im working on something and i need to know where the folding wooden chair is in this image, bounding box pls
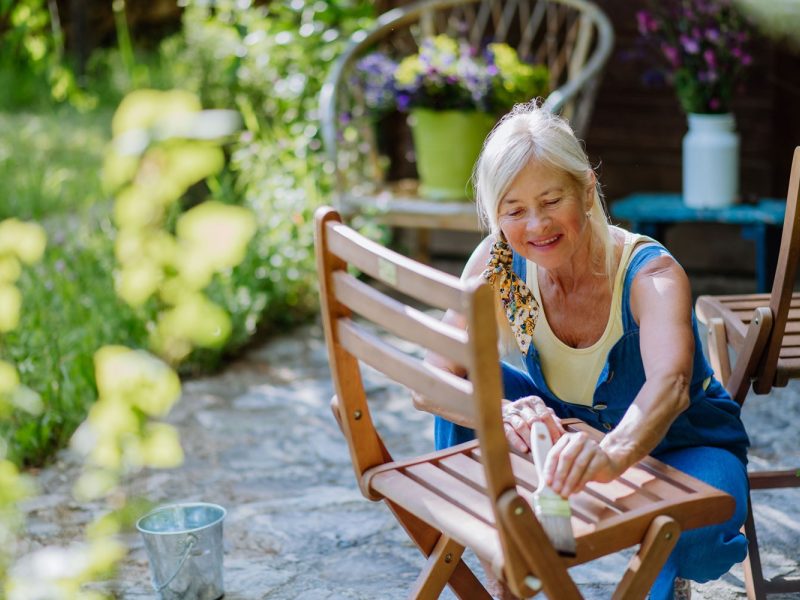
[316,206,736,599]
[695,146,800,600]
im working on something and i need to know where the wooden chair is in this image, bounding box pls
[695,146,800,600]
[316,205,736,599]
[318,0,614,242]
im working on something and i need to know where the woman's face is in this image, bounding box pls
[497,159,593,271]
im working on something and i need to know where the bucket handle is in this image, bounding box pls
[152,533,198,593]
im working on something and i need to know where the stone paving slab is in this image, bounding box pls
[19,322,800,599]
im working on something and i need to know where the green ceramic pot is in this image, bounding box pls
[409,108,497,201]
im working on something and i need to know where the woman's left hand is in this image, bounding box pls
[544,431,627,497]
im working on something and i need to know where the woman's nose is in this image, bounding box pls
[524,210,549,233]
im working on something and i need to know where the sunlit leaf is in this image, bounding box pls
[157,293,232,349]
[87,400,138,437]
[102,152,139,193]
[115,261,163,307]
[113,186,162,230]
[141,423,184,468]
[174,250,214,290]
[0,360,20,396]
[0,219,47,264]
[73,470,118,502]
[111,89,202,137]
[94,346,181,417]
[0,284,22,332]
[11,385,43,416]
[177,201,257,271]
[165,143,225,190]
[0,255,21,283]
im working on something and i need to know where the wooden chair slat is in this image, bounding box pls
[504,453,613,527]
[732,307,800,322]
[332,271,470,367]
[778,358,800,374]
[749,469,800,490]
[326,221,465,311]
[438,452,488,489]
[369,468,503,561]
[337,319,477,422]
[405,462,496,525]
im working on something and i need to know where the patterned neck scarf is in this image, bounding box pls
[481,238,539,354]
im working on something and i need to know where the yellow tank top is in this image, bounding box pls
[526,231,646,406]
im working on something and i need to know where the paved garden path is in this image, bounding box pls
[22,322,800,599]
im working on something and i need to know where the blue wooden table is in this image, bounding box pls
[610,193,786,292]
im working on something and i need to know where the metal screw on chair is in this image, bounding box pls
[524,576,542,592]
[514,506,524,516]
[353,410,362,420]
[665,532,673,540]
[755,317,760,325]
[444,553,453,564]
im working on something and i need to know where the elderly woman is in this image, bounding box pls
[416,103,749,600]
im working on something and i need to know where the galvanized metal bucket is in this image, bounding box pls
[136,502,226,600]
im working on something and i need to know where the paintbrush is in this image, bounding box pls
[530,420,577,557]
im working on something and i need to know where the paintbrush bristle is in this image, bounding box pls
[533,491,577,557]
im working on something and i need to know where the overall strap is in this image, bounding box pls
[512,250,527,284]
[621,243,671,331]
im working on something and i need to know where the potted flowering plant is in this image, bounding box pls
[636,0,754,208]
[356,35,548,200]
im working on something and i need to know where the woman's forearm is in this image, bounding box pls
[599,371,690,473]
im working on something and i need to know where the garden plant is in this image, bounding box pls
[0,0,377,595]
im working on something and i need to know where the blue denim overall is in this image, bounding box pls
[434,243,750,600]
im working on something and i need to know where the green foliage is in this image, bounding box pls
[0,110,111,220]
[0,229,149,466]
[0,0,92,110]
[0,0,379,469]
[158,0,377,343]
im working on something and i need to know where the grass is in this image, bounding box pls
[0,105,154,465]
[0,108,112,221]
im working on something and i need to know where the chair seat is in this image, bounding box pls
[363,420,735,574]
[341,180,482,231]
[696,292,800,385]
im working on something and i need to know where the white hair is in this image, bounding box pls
[473,101,616,281]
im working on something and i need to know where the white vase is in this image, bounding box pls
[682,113,740,208]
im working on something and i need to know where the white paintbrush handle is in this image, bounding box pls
[530,421,554,495]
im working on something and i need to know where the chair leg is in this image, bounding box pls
[707,318,732,387]
[410,535,464,600]
[612,515,681,600]
[498,492,583,600]
[387,500,492,600]
[742,491,768,600]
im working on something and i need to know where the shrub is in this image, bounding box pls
[158,0,377,343]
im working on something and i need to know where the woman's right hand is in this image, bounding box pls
[501,396,564,453]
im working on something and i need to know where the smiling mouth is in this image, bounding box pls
[530,234,561,247]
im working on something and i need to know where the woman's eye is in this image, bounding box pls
[508,209,524,217]
[544,198,561,206]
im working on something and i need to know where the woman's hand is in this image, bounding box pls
[502,396,564,454]
[544,431,627,497]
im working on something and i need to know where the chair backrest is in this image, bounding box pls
[314,205,528,563]
[753,146,800,393]
[319,0,614,201]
